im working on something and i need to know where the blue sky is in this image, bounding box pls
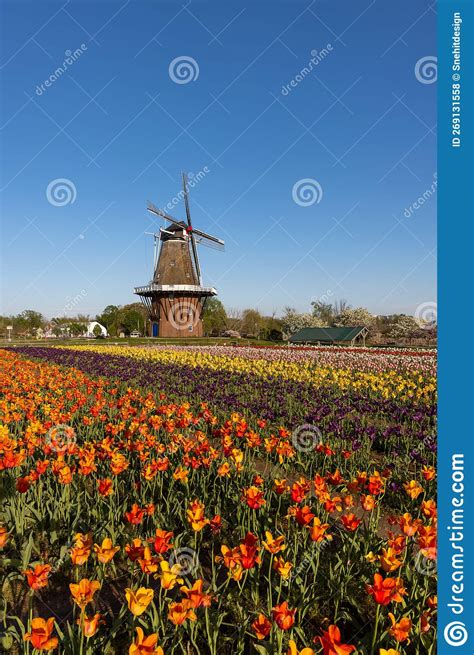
[0,0,437,319]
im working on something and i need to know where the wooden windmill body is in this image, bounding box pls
[134,174,224,338]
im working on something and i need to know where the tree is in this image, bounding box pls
[96,305,120,336]
[16,310,45,334]
[311,301,335,325]
[334,307,376,334]
[281,307,323,339]
[70,322,86,336]
[387,315,423,343]
[225,308,242,332]
[240,309,263,337]
[202,298,227,336]
[311,299,350,325]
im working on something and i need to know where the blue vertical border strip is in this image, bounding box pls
[438,0,474,653]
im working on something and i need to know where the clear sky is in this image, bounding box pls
[0,0,437,319]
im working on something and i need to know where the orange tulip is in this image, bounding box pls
[129,627,164,655]
[263,531,286,554]
[125,504,146,525]
[341,513,361,532]
[379,548,402,573]
[24,564,52,590]
[252,613,272,640]
[404,480,423,500]
[24,617,58,651]
[317,625,356,655]
[69,578,101,610]
[242,486,266,510]
[187,499,208,531]
[97,478,113,496]
[180,578,212,608]
[71,532,93,565]
[94,538,120,564]
[274,479,288,494]
[125,587,154,616]
[157,560,183,590]
[138,546,159,575]
[168,599,197,625]
[78,613,103,638]
[150,528,173,554]
[366,573,406,605]
[399,513,421,537]
[421,499,437,519]
[125,538,145,562]
[272,601,296,630]
[294,505,315,526]
[273,556,293,579]
[388,613,412,643]
[422,466,436,481]
[307,517,331,543]
[361,494,376,511]
[0,526,10,548]
[288,640,315,655]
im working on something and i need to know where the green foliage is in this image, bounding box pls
[202,298,227,336]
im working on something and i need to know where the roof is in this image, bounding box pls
[289,326,367,343]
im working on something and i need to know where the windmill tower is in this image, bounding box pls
[134,173,224,337]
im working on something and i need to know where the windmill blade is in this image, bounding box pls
[191,227,225,249]
[182,173,192,227]
[189,232,201,283]
[147,201,182,227]
[181,172,202,283]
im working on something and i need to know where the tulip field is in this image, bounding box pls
[0,344,437,654]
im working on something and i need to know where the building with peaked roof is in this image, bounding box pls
[289,326,368,346]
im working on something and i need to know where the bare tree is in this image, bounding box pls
[225,307,243,332]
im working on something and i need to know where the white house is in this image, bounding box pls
[85,321,108,338]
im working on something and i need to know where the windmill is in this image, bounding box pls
[134,173,224,337]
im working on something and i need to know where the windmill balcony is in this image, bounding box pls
[134,283,217,297]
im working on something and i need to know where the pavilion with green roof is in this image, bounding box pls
[288,326,368,346]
